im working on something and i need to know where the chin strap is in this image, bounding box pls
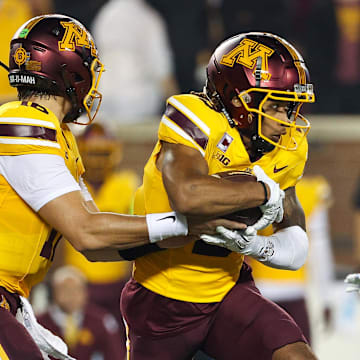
[251,61,275,155]
[251,132,275,155]
[204,79,236,128]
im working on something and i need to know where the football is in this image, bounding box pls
[213,171,262,226]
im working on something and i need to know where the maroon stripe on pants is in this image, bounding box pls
[0,124,57,141]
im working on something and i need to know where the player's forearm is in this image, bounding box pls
[167,175,266,216]
[76,212,150,251]
[39,191,188,252]
[273,187,306,232]
[161,142,267,216]
[256,226,309,270]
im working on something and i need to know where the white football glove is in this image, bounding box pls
[200,226,273,261]
[344,273,360,293]
[252,165,285,230]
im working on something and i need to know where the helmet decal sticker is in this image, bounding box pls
[19,28,29,38]
[25,60,41,71]
[220,38,274,81]
[14,47,28,66]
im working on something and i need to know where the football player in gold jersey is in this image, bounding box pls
[121,33,318,359]
[0,15,247,360]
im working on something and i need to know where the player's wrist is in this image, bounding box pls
[258,181,269,206]
[146,211,188,243]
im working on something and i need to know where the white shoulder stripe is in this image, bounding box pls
[161,116,205,157]
[168,97,210,136]
[0,117,56,129]
[0,138,60,148]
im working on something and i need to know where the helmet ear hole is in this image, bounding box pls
[32,46,46,53]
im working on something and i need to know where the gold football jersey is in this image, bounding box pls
[65,171,139,283]
[251,176,331,283]
[0,101,84,297]
[134,94,308,303]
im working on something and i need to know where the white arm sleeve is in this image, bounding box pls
[256,226,309,270]
[0,154,81,211]
[78,176,93,202]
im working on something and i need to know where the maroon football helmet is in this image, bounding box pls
[206,32,315,151]
[8,14,104,124]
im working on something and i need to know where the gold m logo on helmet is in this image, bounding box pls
[58,21,97,57]
[14,47,29,66]
[220,39,274,80]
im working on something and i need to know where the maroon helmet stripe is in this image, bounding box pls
[0,124,57,141]
[165,104,208,150]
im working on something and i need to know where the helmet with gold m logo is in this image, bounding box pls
[8,14,104,125]
[206,32,315,153]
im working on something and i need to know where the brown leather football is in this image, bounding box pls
[213,171,262,226]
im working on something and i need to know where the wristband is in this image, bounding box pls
[259,181,268,205]
[146,211,188,243]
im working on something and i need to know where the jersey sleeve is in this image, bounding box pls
[0,154,81,211]
[158,95,211,157]
[0,110,62,156]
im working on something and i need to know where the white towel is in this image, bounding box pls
[16,296,76,360]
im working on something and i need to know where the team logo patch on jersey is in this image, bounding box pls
[214,151,231,166]
[217,133,233,153]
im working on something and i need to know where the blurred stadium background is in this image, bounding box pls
[2,0,360,359]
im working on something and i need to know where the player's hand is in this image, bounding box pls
[252,165,285,230]
[200,227,244,253]
[200,225,265,257]
[158,219,247,249]
[344,273,360,293]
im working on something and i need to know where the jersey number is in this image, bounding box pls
[40,229,62,261]
[192,240,231,257]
